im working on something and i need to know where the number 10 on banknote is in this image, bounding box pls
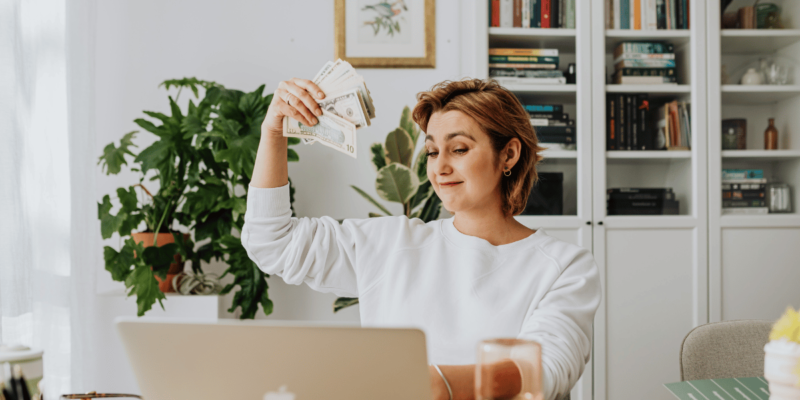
[283,110,358,158]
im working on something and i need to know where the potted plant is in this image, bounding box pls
[334,106,442,312]
[98,78,300,318]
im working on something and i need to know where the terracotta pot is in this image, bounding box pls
[130,232,190,293]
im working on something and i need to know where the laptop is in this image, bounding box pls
[116,317,432,400]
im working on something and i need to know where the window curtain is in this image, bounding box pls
[0,0,97,397]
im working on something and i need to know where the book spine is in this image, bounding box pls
[723,200,767,208]
[646,0,657,30]
[626,94,633,150]
[676,0,684,30]
[492,0,501,27]
[488,63,558,69]
[552,0,560,28]
[606,0,613,29]
[567,0,576,29]
[620,0,630,29]
[522,0,531,28]
[615,52,675,60]
[608,95,616,150]
[534,126,576,136]
[514,0,522,27]
[615,59,676,68]
[686,0,689,28]
[619,94,626,150]
[613,75,677,84]
[669,0,676,29]
[616,67,676,76]
[613,0,620,29]
[489,55,560,63]
[616,94,623,150]
[638,94,648,150]
[542,0,551,28]
[631,93,639,149]
[501,0,514,27]
[524,104,564,113]
[532,0,541,27]
[656,0,666,29]
[489,48,559,56]
[634,0,641,30]
[489,68,564,77]
[722,169,764,180]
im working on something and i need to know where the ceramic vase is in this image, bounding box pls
[742,68,764,85]
[764,339,800,400]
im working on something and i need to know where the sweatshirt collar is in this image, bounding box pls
[440,217,546,253]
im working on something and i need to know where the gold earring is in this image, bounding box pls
[503,168,512,177]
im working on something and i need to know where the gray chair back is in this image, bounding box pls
[680,320,773,381]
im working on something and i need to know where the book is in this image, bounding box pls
[625,94,633,149]
[620,0,629,29]
[529,112,568,120]
[522,0,531,28]
[530,118,574,126]
[722,169,764,180]
[566,0,576,29]
[488,63,558,69]
[616,67,676,76]
[646,0,657,30]
[514,0,522,27]
[607,95,617,150]
[722,207,769,215]
[656,0,666,29]
[608,187,674,194]
[615,59,676,68]
[524,104,563,113]
[637,94,649,150]
[552,0,560,28]
[722,182,768,191]
[492,0,501,26]
[489,68,564,77]
[494,77,567,85]
[489,55,560,64]
[532,0,541,27]
[534,125,575,136]
[634,0,642,29]
[723,199,767,208]
[542,0,551,28]
[500,0,514,27]
[676,0,684,30]
[614,0,620,29]
[614,52,675,61]
[614,42,674,57]
[613,74,677,84]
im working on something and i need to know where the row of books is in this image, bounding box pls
[607,188,679,215]
[525,104,575,144]
[612,42,677,85]
[721,169,768,215]
[489,0,576,29]
[489,48,567,85]
[605,95,691,151]
[605,0,690,30]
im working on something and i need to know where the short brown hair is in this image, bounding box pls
[412,79,543,216]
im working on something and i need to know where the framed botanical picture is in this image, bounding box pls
[334,0,436,68]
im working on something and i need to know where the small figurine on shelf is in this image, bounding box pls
[741,67,763,85]
[764,118,779,150]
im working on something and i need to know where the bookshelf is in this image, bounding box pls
[707,0,800,335]
[592,2,707,400]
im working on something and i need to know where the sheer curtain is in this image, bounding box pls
[0,0,97,397]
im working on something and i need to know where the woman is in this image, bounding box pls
[242,78,601,400]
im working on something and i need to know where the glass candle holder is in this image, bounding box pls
[767,183,792,213]
[475,339,543,400]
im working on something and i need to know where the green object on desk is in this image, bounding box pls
[664,376,769,400]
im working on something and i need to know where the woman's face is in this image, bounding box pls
[424,110,504,215]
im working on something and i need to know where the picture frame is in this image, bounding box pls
[334,0,436,69]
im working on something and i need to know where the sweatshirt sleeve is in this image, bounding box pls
[240,183,360,298]
[516,247,602,400]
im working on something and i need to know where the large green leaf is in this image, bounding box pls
[218,234,273,319]
[116,187,144,236]
[103,244,135,282]
[370,142,386,171]
[98,195,126,239]
[134,118,169,137]
[134,139,174,174]
[98,131,138,175]
[375,163,419,204]
[399,106,418,143]
[333,297,359,313]
[125,263,166,317]
[409,180,433,211]
[351,185,393,216]
[141,243,178,279]
[384,127,415,167]
[413,148,429,184]
[418,192,443,222]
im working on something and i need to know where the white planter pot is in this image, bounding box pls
[765,339,800,400]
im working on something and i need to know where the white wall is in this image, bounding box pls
[91,0,476,392]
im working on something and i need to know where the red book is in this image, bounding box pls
[541,0,551,28]
[513,0,522,27]
[492,0,500,27]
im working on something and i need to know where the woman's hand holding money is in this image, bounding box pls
[261,78,325,138]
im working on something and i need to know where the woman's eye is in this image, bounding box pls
[454,149,467,154]
[426,151,438,158]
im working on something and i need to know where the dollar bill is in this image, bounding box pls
[283,109,357,158]
[318,88,370,129]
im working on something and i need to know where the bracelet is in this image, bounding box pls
[433,364,453,400]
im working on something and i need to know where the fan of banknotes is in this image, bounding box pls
[282,59,376,158]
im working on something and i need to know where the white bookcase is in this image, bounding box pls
[477,2,709,400]
[706,0,800,328]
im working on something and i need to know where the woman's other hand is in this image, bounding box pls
[261,78,326,138]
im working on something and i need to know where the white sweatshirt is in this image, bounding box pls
[242,184,601,400]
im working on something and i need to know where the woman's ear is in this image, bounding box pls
[502,138,522,170]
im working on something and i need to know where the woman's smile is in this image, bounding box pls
[439,181,462,187]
